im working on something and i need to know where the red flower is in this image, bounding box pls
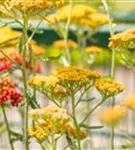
[14,55,23,65]
[0,55,41,73]
[0,76,23,107]
[0,58,12,72]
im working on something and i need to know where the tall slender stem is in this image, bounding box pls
[64,0,73,65]
[101,0,115,150]
[1,105,14,150]
[71,93,81,150]
[22,13,29,150]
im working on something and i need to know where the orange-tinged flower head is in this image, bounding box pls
[67,122,87,139]
[85,46,103,54]
[31,42,45,56]
[109,28,135,49]
[53,39,78,49]
[123,94,135,111]
[99,105,127,126]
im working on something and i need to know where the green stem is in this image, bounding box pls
[39,142,47,150]
[63,0,73,65]
[1,105,14,150]
[51,135,56,150]
[22,13,29,150]
[101,0,115,150]
[32,58,37,101]
[71,93,81,150]
[81,98,105,124]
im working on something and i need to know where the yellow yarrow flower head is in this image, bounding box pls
[123,94,135,111]
[79,13,108,28]
[66,122,87,139]
[40,105,69,120]
[28,75,69,101]
[0,27,21,47]
[85,46,103,54]
[46,4,107,29]
[53,39,78,49]
[109,28,135,68]
[109,28,135,50]
[27,75,59,90]
[52,66,102,92]
[46,4,97,24]
[7,0,64,15]
[29,122,50,140]
[29,105,70,140]
[99,105,127,126]
[95,78,124,98]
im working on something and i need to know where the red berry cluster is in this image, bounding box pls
[0,76,23,107]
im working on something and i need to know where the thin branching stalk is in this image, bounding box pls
[101,0,115,150]
[22,13,29,150]
[1,105,14,150]
[81,98,106,124]
[74,85,92,108]
[71,93,81,150]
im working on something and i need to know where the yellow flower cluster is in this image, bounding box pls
[85,46,103,54]
[46,4,107,28]
[53,39,78,49]
[29,105,88,140]
[79,13,108,28]
[95,78,124,97]
[52,66,102,85]
[109,28,135,49]
[5,0,64,14]
[29,105,70,140]
[0,27,45,57]
[27,75,59,90]
[0,27,21,47]
[28,66,102,97]
[51,85,68,99]
[46,4,96,23]
[29,122,49,140]
[123,94,135,111]
[99,105,126,126]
